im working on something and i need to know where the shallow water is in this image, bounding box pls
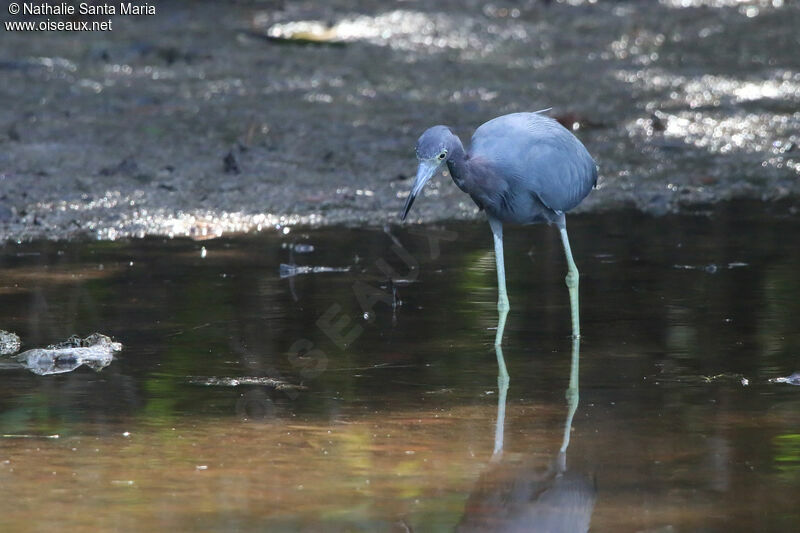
[1,203,799,531]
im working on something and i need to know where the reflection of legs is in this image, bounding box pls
[558,222,580,339]
[492,342,510,460]
[489,218,510,347]
[560,336,580,459]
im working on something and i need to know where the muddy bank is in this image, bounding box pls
[1,0,798,242]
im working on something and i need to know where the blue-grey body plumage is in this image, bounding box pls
[465,112,597,224]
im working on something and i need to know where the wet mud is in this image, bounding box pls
[1,0,798,242]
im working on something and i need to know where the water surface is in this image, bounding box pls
[1,203,799,531]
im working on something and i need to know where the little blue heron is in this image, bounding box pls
[400,111,597,342]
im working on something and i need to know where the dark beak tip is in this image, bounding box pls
[400,193,416,222]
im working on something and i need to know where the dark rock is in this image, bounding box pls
[223,151,240,174]
[100,157,139,177]
[7,123,20,141]
[0,204,13,223]
[650,113,666,132]
[553,112,605,131]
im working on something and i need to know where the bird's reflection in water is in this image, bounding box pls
[457,333,595,532]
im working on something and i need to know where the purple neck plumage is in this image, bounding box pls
[444,134,470,190]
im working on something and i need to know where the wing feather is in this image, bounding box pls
[470,112,597,213]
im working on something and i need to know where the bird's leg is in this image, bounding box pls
[492,342,510,461]
[489,217,509,346]
[558,223,580,339]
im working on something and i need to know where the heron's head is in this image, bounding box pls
[401,126,455,221]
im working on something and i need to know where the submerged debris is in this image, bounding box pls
[673,262,749,273]
[188,376,307,391]
[649,372,750,386]
[1,434,60,439]
[769,372,800,386]
[0,330,21,355]
[14,333,122,376]
[292,243,315,254]
[280,242,315,253]
[279,263,350,279]
[697,373,748,384]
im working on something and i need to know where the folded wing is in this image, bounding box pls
[470,112,597,214]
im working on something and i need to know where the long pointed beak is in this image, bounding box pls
[400,160,439,221]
